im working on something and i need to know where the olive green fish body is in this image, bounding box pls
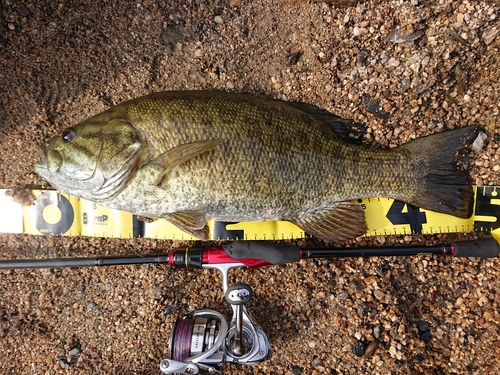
[35,91,479,242]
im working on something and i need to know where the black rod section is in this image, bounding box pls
[0,255,169,270]
[301,246,450,259]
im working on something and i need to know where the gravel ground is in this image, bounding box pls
[1,0,500,374]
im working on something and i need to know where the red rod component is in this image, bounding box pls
[202,247,272,268]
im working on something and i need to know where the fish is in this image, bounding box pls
[34,91,480,242]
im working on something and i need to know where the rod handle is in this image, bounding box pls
[222,241,300,265]
[452,239,499,258]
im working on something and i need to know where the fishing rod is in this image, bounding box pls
[1,239,497,289]
[0,239,498,374]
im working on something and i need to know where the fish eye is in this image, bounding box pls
[61,129,76,142]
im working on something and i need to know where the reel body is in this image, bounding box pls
[160,284,271,375]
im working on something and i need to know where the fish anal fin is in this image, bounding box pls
[291,201,367,243]
[145,140,217,186]
[165,208,209,240]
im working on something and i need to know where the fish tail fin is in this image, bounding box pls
[400,126,482,218]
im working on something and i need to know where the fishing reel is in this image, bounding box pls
[160,282,271,374]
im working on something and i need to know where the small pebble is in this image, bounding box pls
[373,289,385,301]
[164,305,175,315]
[472,132,487,151]
[68,348,81,364]
[311,357,323,367]
[353,26,367,37]
[363,275,378,286]
[161,26,182,47]
[338,292,348,300]
[58,358,70,370]
[418,320,429,332]
[420,330,431,342]
[387,57,400,68]
[353,340,367,357]
[289,364,302,375]
[358,303,370,316]
[356,50,369,68]
[17,4,32,16]
[288,51,302,66]
[7,23,15,31]
[362,94,391,120]
[387,29,423,43]
[364,340,379,357]
[483,26,498,45]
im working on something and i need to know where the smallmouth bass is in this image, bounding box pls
[35,91,480,242]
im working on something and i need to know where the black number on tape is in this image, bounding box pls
[386,201,427,234]
[213,221,244,240]
[35,191,74,235]
[474,187,500,230]
[133,215,145,238]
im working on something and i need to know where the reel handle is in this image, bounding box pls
[225,283,253,357]
[225,283,253,305]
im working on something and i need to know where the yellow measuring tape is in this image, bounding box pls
[1,187,499,242]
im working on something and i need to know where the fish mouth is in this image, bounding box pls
[33,143,65,191]
[34,143,50,174]
[34,143,65,174]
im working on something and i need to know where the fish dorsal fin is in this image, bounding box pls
[145,140,217,186]
[291,201,367,243]
[287,102,366,144]
[164,209,209,240]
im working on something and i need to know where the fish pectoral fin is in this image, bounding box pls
[291,201,367,243]
[145,140,218,186]
[164,209,209,240]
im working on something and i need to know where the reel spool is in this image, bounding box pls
[171,316,221,361]
[162,310,228,374]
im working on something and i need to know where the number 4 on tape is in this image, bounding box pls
[386,201,427,234]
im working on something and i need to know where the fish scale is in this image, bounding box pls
[35,91,480,242]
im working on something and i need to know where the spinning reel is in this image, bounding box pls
[160,282,271,374]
